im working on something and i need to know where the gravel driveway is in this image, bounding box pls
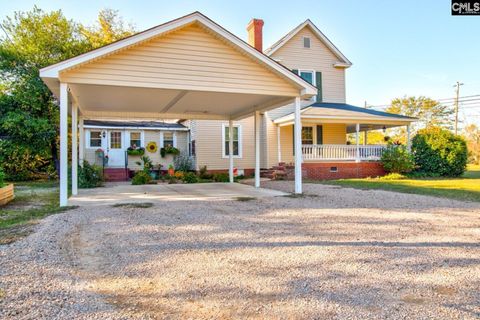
[1,182,479,319]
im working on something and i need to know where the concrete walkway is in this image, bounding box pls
[68,182,286,206]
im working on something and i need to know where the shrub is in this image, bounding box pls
[198,165,213,179]
[411,127,468,177]
[131,171,151,185]
[174,154,194,172]
[380,145,415,174]
[380,173,407,180]
[213,172,229,182]
[0,167,4,188]
[174,171,185,179]
[78,161,104,188]
[182,172,199,183]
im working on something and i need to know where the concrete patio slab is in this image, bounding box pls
[68,182,287,206]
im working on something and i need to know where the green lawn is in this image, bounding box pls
[322,165,480,202]
[0,180,75,244]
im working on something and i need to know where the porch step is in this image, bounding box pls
[104,168,129,182]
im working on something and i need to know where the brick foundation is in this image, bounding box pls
[285,162,385,180]
[205,169,255,177]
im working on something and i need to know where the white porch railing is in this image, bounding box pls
[302,144,388,161]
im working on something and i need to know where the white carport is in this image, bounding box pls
[40,12,316,206]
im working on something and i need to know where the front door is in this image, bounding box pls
[107,131,124,167]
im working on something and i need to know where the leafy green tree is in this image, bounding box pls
[0,6,134,180]
[464,124,480,164]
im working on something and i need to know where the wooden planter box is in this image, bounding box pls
[0,184,14,206]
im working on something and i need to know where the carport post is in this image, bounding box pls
[71,103,78,195]
[79,117,84,165]
[228,119,234,183]
[294,97,302,194]
[255,111,261,188]
[59,83,68,206]
[355,123,360,163]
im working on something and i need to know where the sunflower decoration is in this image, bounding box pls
[146,141,158,153]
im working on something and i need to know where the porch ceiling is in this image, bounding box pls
[68,83,290,120]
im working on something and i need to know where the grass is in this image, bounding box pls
[322,165,480,202]
[0,180,76,244]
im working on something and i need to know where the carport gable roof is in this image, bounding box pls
[40,11,317,97]
[272,102,417,124]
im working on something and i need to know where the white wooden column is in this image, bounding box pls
[406,124,411,151]
[71,103,78,196]
[254,111,261,188]
[59,83,68,206]
[228,120,234,183]
[79,117,84,165]
[294,97,302,194]
[277,125,282,163]
[355,123,360,163]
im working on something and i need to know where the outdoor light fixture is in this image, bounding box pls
[102,130,106,138]
[382,126,386,133]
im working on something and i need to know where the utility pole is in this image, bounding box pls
[454,81,464,135]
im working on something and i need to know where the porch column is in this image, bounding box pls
[294,97,302,194]
[59,83,68,206]
[254,111,260,188]
[406,124,411,151]
[355,123,360,163]
[277,125,281,163]
[79,117,84,165]
[228,119,234,183]
[71,103,78,196]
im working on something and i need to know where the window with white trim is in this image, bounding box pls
[89,130,102,148]
[163,132,174,147]
[299,70,315,86]
[130,132,142,148]
[222,124,241,157]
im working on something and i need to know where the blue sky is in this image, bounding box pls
[2,0,479,126]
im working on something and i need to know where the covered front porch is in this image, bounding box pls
[273,102,416,164]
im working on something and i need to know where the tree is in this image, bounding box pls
[464,124,480,164]
[0,7,135,180]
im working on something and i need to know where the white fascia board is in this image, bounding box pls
[83,125,189,131]
[40,12,316,97]
[273,114,416,124]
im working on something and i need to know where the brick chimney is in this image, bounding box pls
[247,18,264,52]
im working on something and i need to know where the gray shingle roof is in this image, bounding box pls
[84,120,187,129]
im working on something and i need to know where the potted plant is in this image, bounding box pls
[168,164,175,176]
[135,155,158,180]
[0,168,14,206]
[127,145,145,156]
[160,146,180,158]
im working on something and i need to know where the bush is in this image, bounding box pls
[380,145,415,174]
[380,173,407,180]
[411,127,468,177]
[198,165,213,179]
[182,172,199,183]
[131,171,152,185]
[78,161,104,188]
[213,172,229,182]
[174,154,194,172]
[174,171,185,179]
[0,167,4,188]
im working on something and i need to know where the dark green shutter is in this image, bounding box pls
[316,125,323,145]
[315,72,322,102]
[292,69,298,75]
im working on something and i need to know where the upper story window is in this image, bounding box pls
[303,37,311,48]
[89,130,102,148]
[299,70,315,86]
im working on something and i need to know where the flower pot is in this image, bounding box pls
[168,167,175,176]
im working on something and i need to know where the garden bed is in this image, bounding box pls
[0,184,14,206]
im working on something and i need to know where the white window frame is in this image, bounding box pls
[221,123,242,158]
[298,69,316,86]
[160,131,177,148]
[86,129,103,149]
[303,36,311,48]
[128,131,144,148]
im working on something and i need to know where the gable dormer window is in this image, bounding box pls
[303,37,311,48]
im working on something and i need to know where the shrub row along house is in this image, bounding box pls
[40,12,415,205]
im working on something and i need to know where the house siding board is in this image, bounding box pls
[61,24,298,97]
[270,27,346,103]
[193,117,256,171]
